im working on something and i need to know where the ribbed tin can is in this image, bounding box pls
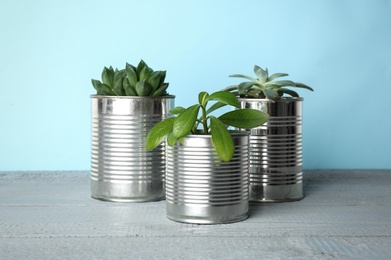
[165,132,249,224]
[90,95,175,202]
[239,98,303,202]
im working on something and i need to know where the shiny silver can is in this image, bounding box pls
[239,98,303,202]
[166,132,249,224]
[90,95,175,202]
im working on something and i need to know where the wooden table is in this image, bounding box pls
[1,170,390,259]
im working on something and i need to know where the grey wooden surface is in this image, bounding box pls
[0,170,390,259]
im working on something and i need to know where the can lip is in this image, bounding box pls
[238,97,303,102]
[90,94,175,99]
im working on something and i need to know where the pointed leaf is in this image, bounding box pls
[113,70,125,95]
[146,117,175,150]
[135,80,153,96]
[277,88,299,97]
[152,83,169,96]
[268,72,289,81]
[263,88,280,101]
[173,104,200,138]
[238,81,256,95]
[102,67,114,87]
[198,91,209,106]
[123,78,137,96]
[254,65,268,83]
[91,79,102,93]
[100,84,114,96]
[206,101,227,115]
[219,109,269,129]
[207,91,240,108]
[167,132,178,146]
[136,60,148,77]
[229,74,259,83]
[265,80,296,88]
[139,65,153,82]
[147,71,162,93]
[293,82,314,91]
[170,106,186,115]
[125,63,138,88]
[210,116,234,162]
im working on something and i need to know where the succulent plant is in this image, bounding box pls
[91,60,169,96]
[224,65,313,101]
[146,90,269,162]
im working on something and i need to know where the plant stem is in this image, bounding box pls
[201,105,209,134]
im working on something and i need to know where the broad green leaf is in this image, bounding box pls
[277,88,299,97]
[145,117,175,150]
[293,82,314,91]
[210,116,234,162]
[238,81,256,95]
[123,78,137,96]
[102,67,114,87]
[198,91,209,106]
[207,91,240,108]
[135,81,153,96]
[113,70,125,96]
[100,83,114,96]
[206,101,227,115]
[152,83,169,96]
[167,132,178,146]
[170,106,186,115]
[158,71,166,86]
[254,65,268,83]
[173,104,200,138]
[125,63,138,88]
[91,79,102,93]
[265,80,296,88]
[263,88,280,101]
[218,109,269,129]
[268,72,289,81]
[229,73,259,83]
[136,60,148,77]
[139,65,153,82]
[147,71,162,93]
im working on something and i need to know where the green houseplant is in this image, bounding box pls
[90,60,175,203]
[225,65,313,202]
[146,90,269,224]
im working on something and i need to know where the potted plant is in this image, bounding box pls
[90,60,175,202]
[224,65,313,202]
[146,90,269,224]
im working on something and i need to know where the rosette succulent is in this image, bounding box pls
[224,65,313,101]
[91,60,169,96]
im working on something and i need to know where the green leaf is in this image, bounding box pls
[91,79,102,93]
[135,81,153,96]
[210,116,234,162]
[218,109,269,128]
[238,81,256,95]
[206,101,227,115]
[263,88,280,101]
[167,132,178,146]
[123,78,137,96]
[229,73,259,83]
[173,104,200,138]
[100,84,114,96]
[102,66,114,87]
[152,83,169,96]
[125,63,138,88]
[139,65,153,82]
[145,117,175,150]
[254,65,268,83]
[113,70,125,96]
[265,80,296,87]
[277,88,299,97]
[198,91,209,106]
[147,71,162,93]
[170,106,186,115]
[158,71,166,86]
[207,91,240,108]
[268,72,289,81]
[136,60,148,77]
[293,82,314,91]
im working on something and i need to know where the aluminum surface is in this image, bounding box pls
[239,98,303,202]
[165,132,249,224]
[90,95,174,202]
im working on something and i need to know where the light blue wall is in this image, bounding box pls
[1,0,390,170]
